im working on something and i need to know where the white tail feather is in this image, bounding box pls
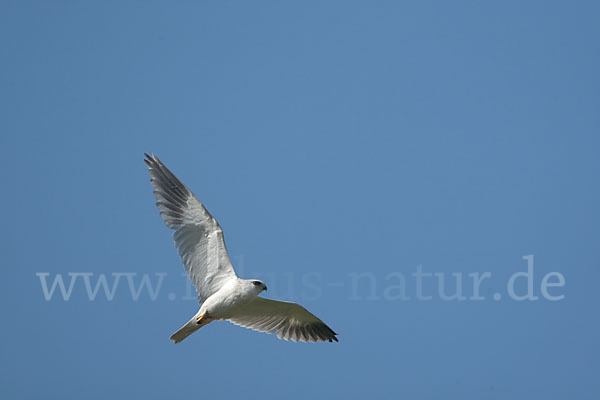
[170,312,213,344]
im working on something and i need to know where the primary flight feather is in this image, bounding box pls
[144,153,338,343]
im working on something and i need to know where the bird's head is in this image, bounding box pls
[248,279,268,293]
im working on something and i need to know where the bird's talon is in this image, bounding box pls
[195,311,206,324]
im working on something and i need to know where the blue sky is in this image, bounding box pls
[1,1,599,399]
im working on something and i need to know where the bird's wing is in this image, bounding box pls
[144,153,237,304]
[228,297,338,343]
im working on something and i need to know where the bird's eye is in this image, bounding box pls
[252,281,261,286]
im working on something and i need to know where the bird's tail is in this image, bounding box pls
[170,311,213,344]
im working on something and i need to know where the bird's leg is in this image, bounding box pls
[195,311,207,324]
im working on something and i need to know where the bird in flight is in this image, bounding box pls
[144,154,338,343]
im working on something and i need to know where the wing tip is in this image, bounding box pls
[143,153,156,170]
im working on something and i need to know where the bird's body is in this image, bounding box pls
[144,154,338,344]
[200,278,262,319]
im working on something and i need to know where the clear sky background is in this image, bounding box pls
[1,1,599,399]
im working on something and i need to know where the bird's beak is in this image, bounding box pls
[264,286,268,291]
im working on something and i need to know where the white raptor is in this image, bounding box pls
[144,154,338,344]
